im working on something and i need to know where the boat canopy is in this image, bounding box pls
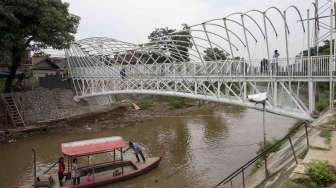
[61,136,127,156]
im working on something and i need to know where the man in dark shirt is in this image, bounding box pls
[124,141,146,163]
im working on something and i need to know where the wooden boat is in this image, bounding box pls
[33,136,161,188]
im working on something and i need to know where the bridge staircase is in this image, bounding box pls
[1,94,26,128]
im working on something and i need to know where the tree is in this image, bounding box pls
[203,47,228,61]
[301,40,334,56]
[147,27,192,63]
[0,0,80,92]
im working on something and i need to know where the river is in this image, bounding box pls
[0,104,296,188]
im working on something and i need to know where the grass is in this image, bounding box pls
[136,96,193,110]
[321,114,336,129]
[137,98,153,110]
[250,159,263,175]
[156,96,192,108]
[314,83,330,112]
[319,129,332,144]
[256,139,283,156]
[277,180,298,188]
[250,139,284,175]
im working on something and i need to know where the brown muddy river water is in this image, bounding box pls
[0,105,296,188]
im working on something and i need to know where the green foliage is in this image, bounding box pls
[277,180,298,188]
[137,96,193,110]
[314,82,330,112]
[0,0,80,91]
[137,98,153,110]
[316,98,329,112]
[302,40,335,56]
[256,139,282,156]
[305,160,335,186]
[319,129,332,144]
[203,47,229,61]
[157,96,192,108]
[250,159,263,175]
[0,0,80,50]
[147,27,192,63]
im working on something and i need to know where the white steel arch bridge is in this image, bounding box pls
[66,0,336,121]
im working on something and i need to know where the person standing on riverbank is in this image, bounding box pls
[124,141,146,163]
[58,157,65,186]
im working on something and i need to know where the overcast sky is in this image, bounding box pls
[65,0,311,43]
[58,0,332,59]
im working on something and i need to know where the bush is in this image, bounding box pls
[305,160,335,186]
[137,98,153,110]
[319,129,332,144]
[316,98,328,112]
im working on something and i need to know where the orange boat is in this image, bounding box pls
[33,136,161,188]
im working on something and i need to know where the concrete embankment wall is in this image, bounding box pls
[2,87,116,125]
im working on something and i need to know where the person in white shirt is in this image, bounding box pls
[72,158,81,185]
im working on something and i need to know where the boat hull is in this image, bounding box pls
[70,157,161,188]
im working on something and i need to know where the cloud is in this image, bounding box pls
[65,0,308,41]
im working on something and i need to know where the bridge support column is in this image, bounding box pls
[273,82,278,106]
[330,81,334,110]
[243,81,247,100]
[329,9,334,110]
[308,81,315,113]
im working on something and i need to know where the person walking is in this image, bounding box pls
[72,158,80,185]
[120,68,126,79]
[124,141,146,163]
[272,50,280,75]
[58,157,65,186]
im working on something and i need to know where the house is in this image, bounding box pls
[32,56,67,78]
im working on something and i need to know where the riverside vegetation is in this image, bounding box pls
[137,96,193,110]
[278,160,336,188]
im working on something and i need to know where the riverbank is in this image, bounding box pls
[280,111,336,188]
[250,110,336,188]
[0,99,296,188]
[0,87,218,142]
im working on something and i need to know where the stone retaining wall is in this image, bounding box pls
[11,87,114,123]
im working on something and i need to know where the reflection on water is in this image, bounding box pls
[0,105,295,188]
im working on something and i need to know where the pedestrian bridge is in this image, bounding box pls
[66,1,336,121]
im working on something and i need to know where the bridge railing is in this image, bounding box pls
[69,55,335,79]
